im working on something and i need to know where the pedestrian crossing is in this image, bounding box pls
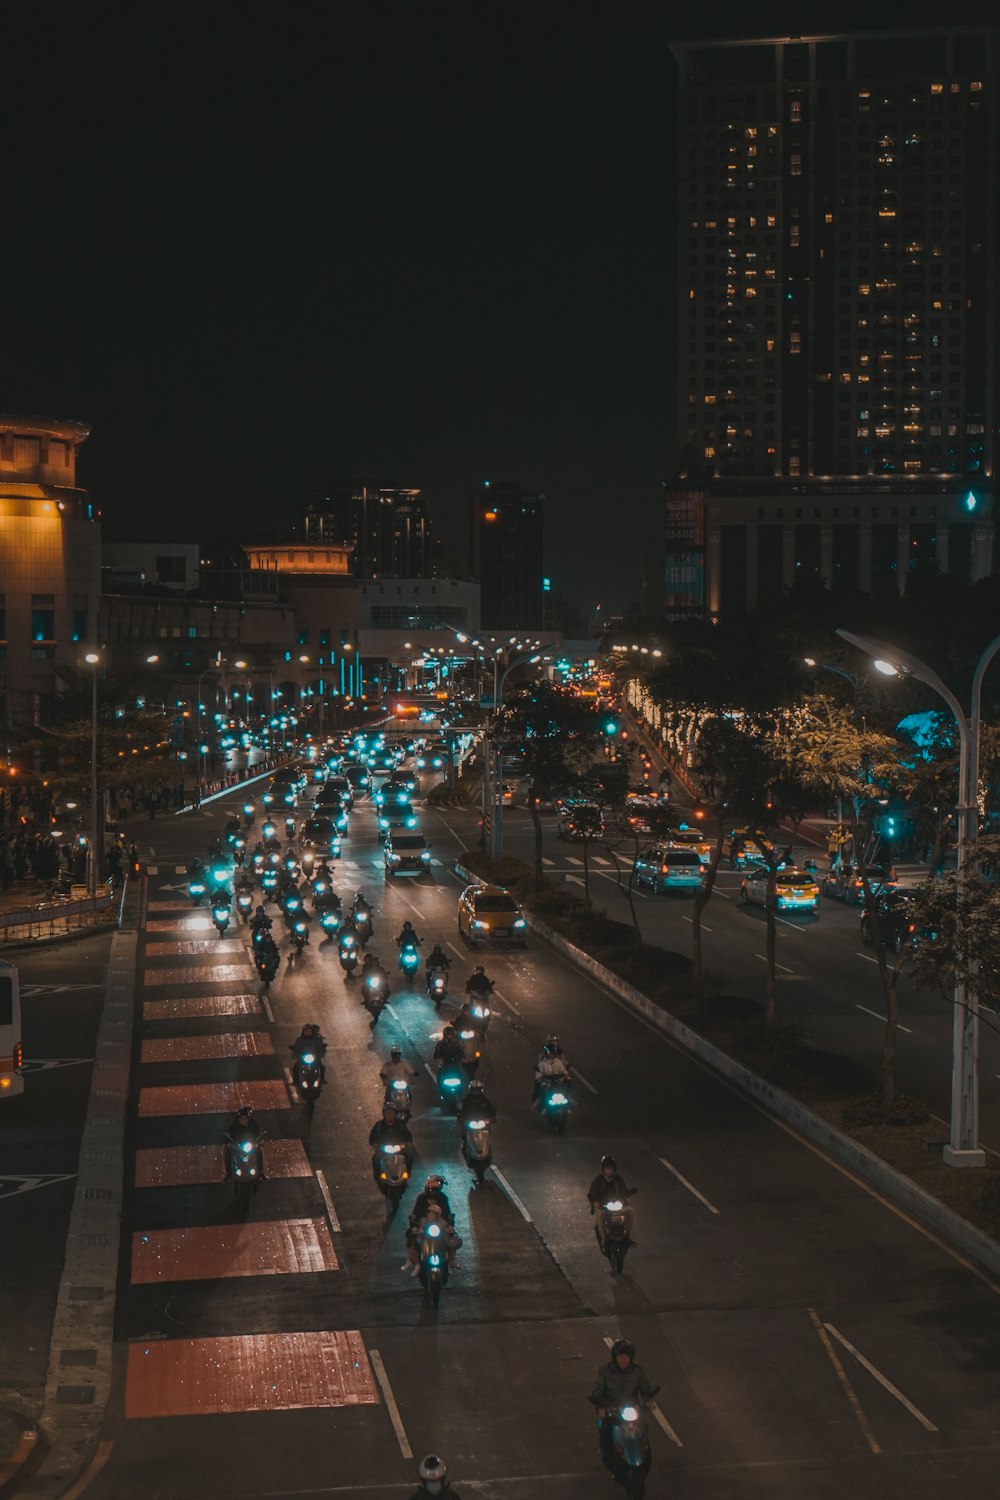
[122,877,384,1426]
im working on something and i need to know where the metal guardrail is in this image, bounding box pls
[0,888,119,943]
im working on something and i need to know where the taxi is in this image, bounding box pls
[727,828,772,869]
[740,864,820,912]
[664,824,712,865]
[457,884,528,945]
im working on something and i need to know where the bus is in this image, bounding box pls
[0,959,24,1098]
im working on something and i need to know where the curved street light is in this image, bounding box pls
[837,626,1000,1167]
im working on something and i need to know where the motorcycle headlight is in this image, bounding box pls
[514,917,526,928]
[550,1093,568,1105]
[301,1053,315,1064]
[621,1406,639,1423]
[420,849,430,860]
[442,1075,461,1088]
[426,1223,442,1238]
[240,1141,253,1152]
[466,1119,486,1130]
[604,1199,624,1212]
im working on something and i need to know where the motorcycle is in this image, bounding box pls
[225,1130,265,1212]
[261,821,278,842]
[537,1076,571,1135]
[598,1195,635,1275]
[468,999,492,1036]
[457,1028,481,1075]
[437,1066,465,1114]
[375,1143,410,1213]
[290,918,309,956]
[255,947,279,991]
[188,878,207,906]
[426,968,448,1008]
[385,1077,412,1122]
[319,907,341,938]
[339,933,359,977]
[362,970,389,1027]
[418,1220,449,1307]
[461,1115,493,1185]
[236,891,254,924]
[242,801,256,827]
[353,906,373,945]
[398,941,420,977]
[293,1051,323,1110]
[604,1392,659,1500]
[212,901,231,937]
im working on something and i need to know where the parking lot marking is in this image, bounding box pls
[823,1322,938,1431]
[659,1156,720,1215]
[369,1349,412,1459]
[808,1307,879,1454]
[856,1004,912,1034]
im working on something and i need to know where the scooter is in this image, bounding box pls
[339,934,359,977]
[461,1116,493,1185]
[212,901,231,937]
[398,941,420,977]
[604,1391,659,1499]
[189,878,207,906]
[418,1220,449,1307]
[225,1130,265,1213]
[236,891,254,924]
[598,1194,635,1275]
[426,968,448,1008]
[437,1066,465,1114]
[362,970,389,1027]
[457,1029,481,1076]
[375,1143,409,1214]
[294,1052,323,1111]
[385,1077,412,1122]
[319,908,341,938]
[468,999,492,1036]
[290,918,309,957]
[538,1076,571,1135]
[353,906,373,945]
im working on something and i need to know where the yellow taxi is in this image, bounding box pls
[457,884,528,945]
[664,825,712,865]
[739,864,821,912]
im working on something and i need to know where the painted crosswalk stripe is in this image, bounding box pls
[146,864,159,875]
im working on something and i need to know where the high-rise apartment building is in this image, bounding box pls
[470,481,545,630]
[667,28,998,617]
[304,482,430,579]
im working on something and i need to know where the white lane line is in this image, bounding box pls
[369,1348,413,1459]
[807,1307,880,1455]
[775,916,806,931]
[856,952,879,964]
[856,1004,912,1034]
[602,1337,684,1447]
[823,1322,938,1432]
[146,865,159,876]
[424,1061,437,1084]
[315,1169,341,1232]
[712,888,731,900]
[659,1156,720,1215]
[386,1003,401,1023]
[571,1066,598,1095]
[755,955,795,973]
[681,916,712,932]
[491,1166,532,1223]
[447,941,465,961]
[493,986,520,1016]
[260,993,275,1022]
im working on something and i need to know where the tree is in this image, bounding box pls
[497,686,601,883]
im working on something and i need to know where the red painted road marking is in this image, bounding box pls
[145,939,246,957]
[140,1032,274,1064]
[143,994,262,1021]
[131,1217,338,1283]
[137,1079,288,1117]
[125,1330,376,1418]
[145,917,214,933]
[135,1139,311,1188]
[143,965,255,987]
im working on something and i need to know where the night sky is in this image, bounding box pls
[2,2,996,610]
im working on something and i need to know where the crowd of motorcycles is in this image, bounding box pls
[184,753,653,1497]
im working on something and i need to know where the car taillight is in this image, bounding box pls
[661,865,669,874]
[13,1042,23,1071]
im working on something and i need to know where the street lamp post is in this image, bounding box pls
[84,652,101,894]
[489,639,558,860]
[838,627,1000,1168]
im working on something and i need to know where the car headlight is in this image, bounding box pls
[513,917,526,928]
[420,850,431,861]
[389,853,400,863]
[472,919,488,930]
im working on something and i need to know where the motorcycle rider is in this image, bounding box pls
[404,1186,462,1274]
[290,1022,327,1084]
[361,951,389,994]
[464,964,493,999]
[396,919,421,950]
[380,1045,418,1095]
[250,904,272,938]
[457,1077,497,1128]
[588,1338,656,1477]
[425,942,450,976]
[224,1104,265,1180]
[368,1101,414,1184]
[408,1453,464,1498]
[254,932,280,983]
[587,1154,636,1249]
[433,1025,465,1069]
[533,1034,573,1102]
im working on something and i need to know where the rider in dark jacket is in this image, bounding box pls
[588,1339,655,1475]
[368,1103,414,1181]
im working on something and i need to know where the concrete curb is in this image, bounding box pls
[32,927,139,1497]
[453,861,1000,1280]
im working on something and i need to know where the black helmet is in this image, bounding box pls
[610,1338,635,1363]
[425,1174,445,1191]
[237,1105,254,1119]
[417,1453,448,1493]
[390,1045,402,1061]
[601,1153,617,1170]
[544,1034,562,1056]
[468,1079,484,1093]
[474,964,485,975]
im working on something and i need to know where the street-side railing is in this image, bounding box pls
[0,887,120,944]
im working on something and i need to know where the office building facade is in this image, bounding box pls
[470,481,545,630]
[304,482,430,579]
[667,27,998,616]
